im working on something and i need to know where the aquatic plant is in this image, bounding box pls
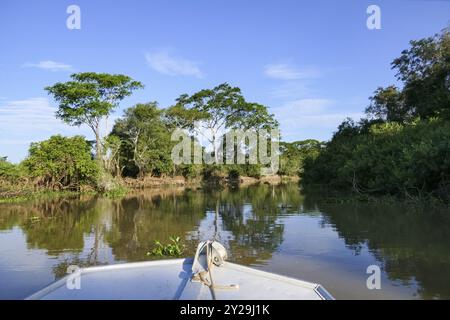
[147,236,185,257]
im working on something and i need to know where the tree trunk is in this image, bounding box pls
[95,126,102,159]
[212,135,218,163]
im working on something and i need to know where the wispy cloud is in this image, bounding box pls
[272,98,364,141]
[0,97,91,162]
[276,99,335,116]
[22,60,74,72]
[145,50,203,78]
[264,63,320,80]
[269,82,313,99]
[264,61,356,140]
[0,98,57,128]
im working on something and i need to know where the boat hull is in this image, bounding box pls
[26,258,334,300]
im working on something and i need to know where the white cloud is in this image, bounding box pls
[269,81,311,99]
[145,50,203,78]
[276,99,334,116]
[0,97,91,162]
[264,61,361,141]
[0,98,57,129]
[22,60,73,72]
[264,63,319,80]
[272,98,364,141]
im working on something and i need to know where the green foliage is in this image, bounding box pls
[303,29,450,202]
[104,185,129,198]
[279,140,323,177]
[392,29,450,119]
[22,135,99,190]
[367,29,450,122]
[242,164,262,178]
[103,134,122,177]
[167,83,278,131]
[366,86,408,122]
[166,83,278,163]
[46,72,144,157]
[303,119,450,200]
[176,163,202,179]
[95,166,122,193]
[147,236,185,257]
[0,157,23,182]
[111,102,173,178]
[202,164,228,179]
[226,164,244,179]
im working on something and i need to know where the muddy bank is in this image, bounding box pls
[0,175,300,202]
[122,175,299,189]
[122,176,190,188]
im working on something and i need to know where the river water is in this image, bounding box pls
[1,183,449,299]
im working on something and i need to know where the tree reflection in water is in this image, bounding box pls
[314,201,450,299]
[1,184,450,298]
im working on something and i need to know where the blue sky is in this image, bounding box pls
[0,0,449,162]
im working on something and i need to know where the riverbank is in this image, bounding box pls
[121,175,299,189]
[301,184,450,207]
[0,175,299,203]
[120,175,301,191]
[0,189,96,204]
[0,179,97,203]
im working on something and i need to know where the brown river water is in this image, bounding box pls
[1,183,449,299]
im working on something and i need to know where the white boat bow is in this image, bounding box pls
[27,241,334,300]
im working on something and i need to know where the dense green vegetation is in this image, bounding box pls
[2,29,448,203]
[0,157,22,182]
[110,102,173,178]
[23,135,99,190]
[164,83,283,179]
[0,136,99,199]
[0,80,296,199]
[302,29,450,202]
[279,140,323,177]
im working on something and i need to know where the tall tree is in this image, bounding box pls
[391,28,450,119]
[111,102,173,178]
[166,83,278,163]
[365,86,407,122]
[103,135,122,177]
[45,72,144,158]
